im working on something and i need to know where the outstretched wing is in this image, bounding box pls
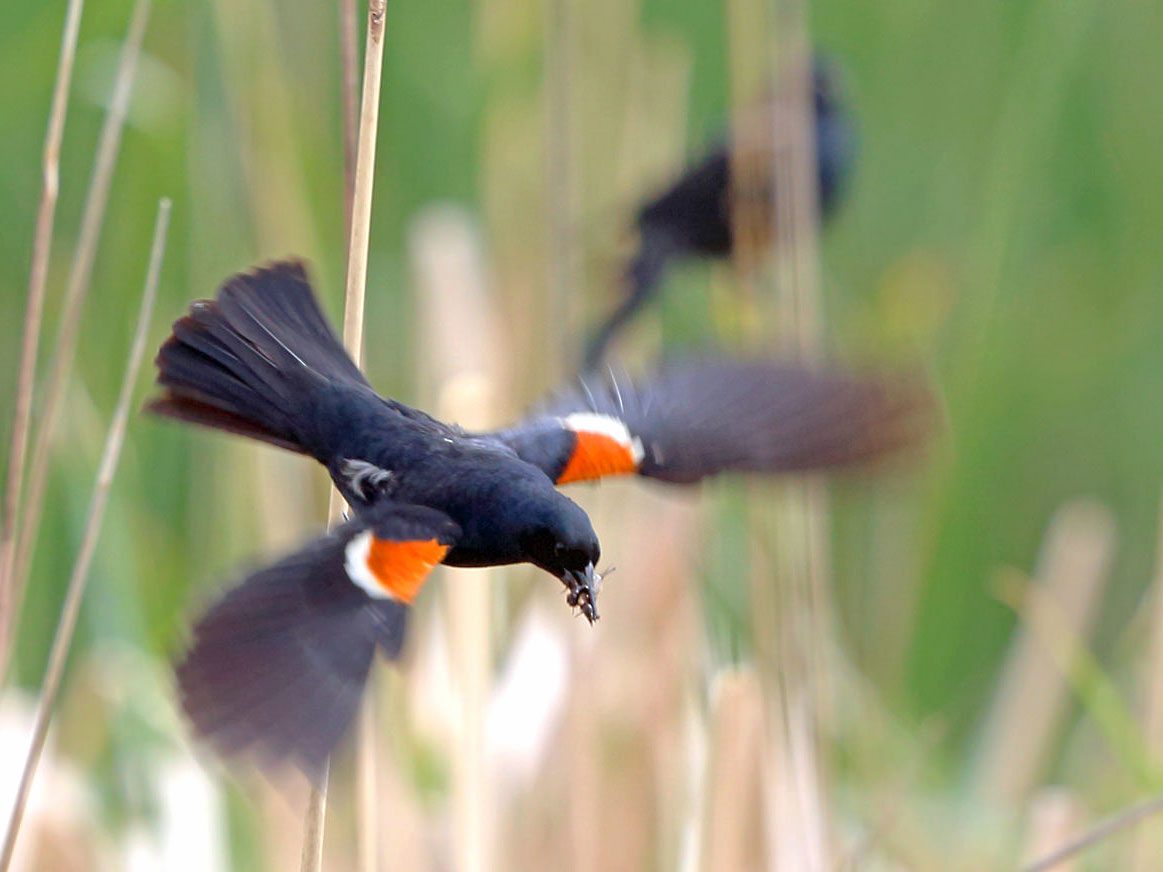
[489,358,933,485]
[176,501,460,781]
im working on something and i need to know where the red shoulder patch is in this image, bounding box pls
[557,429,641,484]
[367,538,448,603]
[346,534,449,603]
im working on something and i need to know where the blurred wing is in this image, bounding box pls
[176,502,459,781]
[490,358,933,485]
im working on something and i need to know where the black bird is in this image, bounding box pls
[151,260,924,778]
[583,60,854,370]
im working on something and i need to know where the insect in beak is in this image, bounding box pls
[563,563,600,624]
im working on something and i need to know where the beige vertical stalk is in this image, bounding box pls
[764,28,832,872]
[340,0,360,240]
[304,2,390,870]
[0,198,170,872]
[544,0,575,381]
[725,0,832,866]
[699,668,766,872]
[1131,493,1163,870]
[971,500,1115,807]
[1020,788,1085,872]
[3,0,151,678]
[411,207,503,872]
[0,0,86,666]
[338,4,375,871]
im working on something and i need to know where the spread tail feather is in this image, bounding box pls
[149,260,365,454]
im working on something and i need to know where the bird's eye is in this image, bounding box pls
[554,542,566,556]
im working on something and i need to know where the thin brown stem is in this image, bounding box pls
[765,35,833,867]
[972,502,1115,806]
[727,0,831,866]
[411,208,500,872]
[543,0,573,381]
[336,0,387,370]
[0,198,170,872]
[355,700,377,872]
[299,763,330,872]
[339,6,375,866]
[309,1,390,867]
[1132,492,1163,869]
[4,0,152,677]
[0,0,86,676]
[700,668,764,872]
[340,0,359,239]
[1023,793,1163,872]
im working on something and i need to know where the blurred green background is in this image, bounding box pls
[3,0,1163,868]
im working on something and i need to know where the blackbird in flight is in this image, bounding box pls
[151,260,925,778]
[583,60,854,370]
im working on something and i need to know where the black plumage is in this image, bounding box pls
[583,60,855,370]
[152,259,927,778]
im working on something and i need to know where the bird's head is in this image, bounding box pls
[521,497,602,622]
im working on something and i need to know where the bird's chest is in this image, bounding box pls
[335,429,534,565]
[397,456,538,566]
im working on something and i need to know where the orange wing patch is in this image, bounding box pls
[556,413,644,484]
[345,533,449,603]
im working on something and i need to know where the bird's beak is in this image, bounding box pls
[563,563,600,624]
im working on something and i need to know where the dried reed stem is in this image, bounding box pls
[340,0,359,238]
[309,1,390,867]
[1131,492,1163,870]
[972,501,1115,806]
[765,15,834,791]
[1020,788,1085,871]
[299,767,330,872]
[544,0,573,379]
[700,668,765,872]
[0,198,170,872]
[354,699,377,872]
[333,0,387,372]
[726,0,831,866]
[0,0,86,666]
[1023,792,1163,872]
[411,207,500,872]
[338,3,375,869]
[4,0,151,676]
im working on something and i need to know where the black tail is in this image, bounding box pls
[175,520,407,782]
[149,260,366,454]
[582,229,677,371]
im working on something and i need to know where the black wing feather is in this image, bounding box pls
[493,357,933,485]
[176,502,459,781]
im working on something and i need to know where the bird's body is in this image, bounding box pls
[292,380,575,569]
[151,260,927,778]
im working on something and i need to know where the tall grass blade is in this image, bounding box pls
[0,0,86,666]
[5,0,152,673]
[972,501,1115,806]
[412,207,501,872]
[0,198,170,872]
[309,1,390,867]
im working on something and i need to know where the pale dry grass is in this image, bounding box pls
[0,198,170,872]
[412,206,504,872]
[305,1,390,868]
[2,0,150,678]
[0,0,86,668]
[973,501,1116,806]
